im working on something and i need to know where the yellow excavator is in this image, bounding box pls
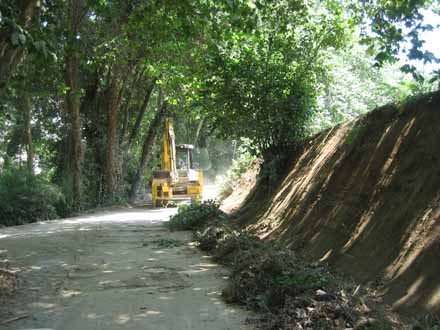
[151,118,203,207]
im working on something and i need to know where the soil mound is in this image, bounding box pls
[229,91,440,315]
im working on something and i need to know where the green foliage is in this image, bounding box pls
[412,314,440,330]
[217,142,256,199]
[312,43,417,132]
[199,0,352,154]
[148,238,184,248]
[357,322,394,330]
[230,146,257,178]
[165,200,227,231]
[352,1,440,77]
[1,0,439,215]
[259,152,290,186]
[345,122,367,146]
[311,39,440,133]
[0,167,69,226]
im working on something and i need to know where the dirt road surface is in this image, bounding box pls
[0,207,251,330]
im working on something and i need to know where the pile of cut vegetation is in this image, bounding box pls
[167,201,439,329]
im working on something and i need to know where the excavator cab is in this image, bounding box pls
[151,119,203,207]
[176,144,193,170]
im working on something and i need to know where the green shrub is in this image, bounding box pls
[345,121,367,146]
[217,149,256,200]
[165,200,227,230]
[0,167,69,226]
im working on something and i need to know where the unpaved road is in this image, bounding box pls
[0,207,251,330]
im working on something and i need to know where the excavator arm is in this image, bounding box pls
[161,118,178,182]
[151,118,203,207]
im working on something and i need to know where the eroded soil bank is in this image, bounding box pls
[0,207,250,330]
[224,91,440,316]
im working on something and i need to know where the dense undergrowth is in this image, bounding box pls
[167,201,439,330]
[0,167,69,226]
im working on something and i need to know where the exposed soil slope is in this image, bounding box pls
[226,91,440,315]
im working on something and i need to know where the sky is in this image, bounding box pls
[409,9,440,73]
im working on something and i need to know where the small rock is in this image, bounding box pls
[316,289,327,296]
[315,289,332,301]
[295,308,308,319]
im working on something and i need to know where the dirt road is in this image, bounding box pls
[0,207,250,330]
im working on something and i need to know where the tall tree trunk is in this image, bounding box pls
[64,0,87,208]
[194,115,206,147]
[103,76,125,200]
[128,102,166,203]
[65,54,82,208]
[127,78,157,147]
[104,79,118,199]
[119,68,145,145]
[21,93,34,174]
[0,0,40,92]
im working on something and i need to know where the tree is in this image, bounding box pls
[1,0,438,217]
[311,41,425,132]
[353,0,440,77]
[63,0,88,208]
[0,0,40,92]
[129,99,167,203]
[197,0,351,156]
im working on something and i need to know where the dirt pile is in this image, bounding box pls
[228,91,440,315]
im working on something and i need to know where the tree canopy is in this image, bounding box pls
[0,0,438,218]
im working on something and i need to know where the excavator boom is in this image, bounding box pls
[151,118,203,207]
[161,119,177,181]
